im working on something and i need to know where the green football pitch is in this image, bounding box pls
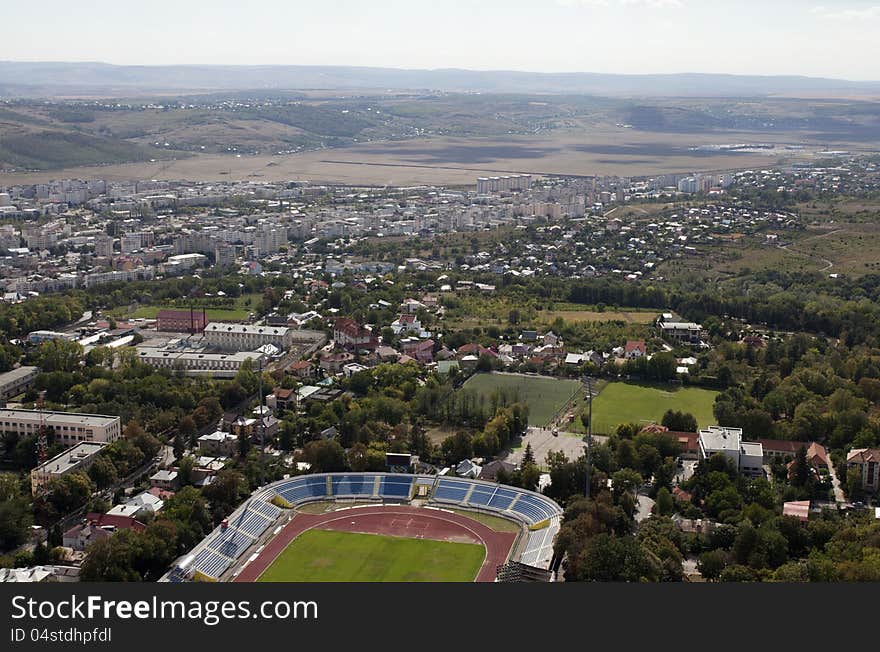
[583,382,719,434]
[257,529,485,582]
[460,373,582,426]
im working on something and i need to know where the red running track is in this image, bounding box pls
[234,505,517,582]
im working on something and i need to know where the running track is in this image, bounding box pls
[234,506,517,582]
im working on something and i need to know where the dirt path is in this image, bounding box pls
[777,228,842,272]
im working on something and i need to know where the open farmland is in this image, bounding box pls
[0,128,822,186]
[539,307,659,324]
[460,372,582,427]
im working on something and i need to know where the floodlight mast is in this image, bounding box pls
[259,357,265,487]
[584,375,593,498]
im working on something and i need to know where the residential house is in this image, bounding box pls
[478,460,515,481]
[342,362,369,378]
[391,313,421,335]
[847,448,880,493]
[333,318,378,350]
[267,387,296,413]
[782,501,811,522]
[149,469,179,490]
[320,351,355,373]
[376,346,400,362]
[455,459,482,479]
[288,360,313,379]
[624,340,647,359]
[402,339,434,364]
[198,431,238,457]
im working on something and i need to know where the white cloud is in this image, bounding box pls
[558,0,684,8]
[810,4,880,20]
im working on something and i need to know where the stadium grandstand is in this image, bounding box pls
[162,473,563,583]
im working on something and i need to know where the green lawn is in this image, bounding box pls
[582,382,719,434]
[447,509,521,533]
[460,372,582,427]
[258,529,484,582]
[114,293,262,322]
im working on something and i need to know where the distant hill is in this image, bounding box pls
[2,62,880,98]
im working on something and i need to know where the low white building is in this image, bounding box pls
[0,366,39,402]
[698,426,763,477]
[198,431,238,456]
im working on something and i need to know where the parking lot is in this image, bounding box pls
[503,427,608,469]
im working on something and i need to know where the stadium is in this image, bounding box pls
[162,473,564,583]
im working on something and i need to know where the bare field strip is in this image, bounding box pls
[540,309,658,324]
[0,129,826,186]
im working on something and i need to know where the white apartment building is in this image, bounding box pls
[659,320,703,345]
[203,322,293,352]
[136,347,265,377]
[30,441,107,494]
[0,366,39,402]
[0,408,121,448]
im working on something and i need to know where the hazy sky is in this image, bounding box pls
[2,0,879,80]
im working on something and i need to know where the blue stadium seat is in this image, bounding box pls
[379,475,413,498]
[433,478,471,503]
[331,474,377,496]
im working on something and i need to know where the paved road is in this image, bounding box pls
[826,459,846,505]
[635,493,655,523]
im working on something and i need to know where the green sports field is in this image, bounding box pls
[257,529,485,582]
[581,382,719,434]
[460,373,582,426]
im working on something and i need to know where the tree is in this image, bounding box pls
[178,416,198,447]
[697,550,727,581]
[161,486,211,550]
[523,442,536,466]
[348,369,373,396]
[237,432,251,457]
[173,433,185,461]
[441,432,473,465]
[718,564,758,582]
[790,445,812,489]
[124,420,160,460]
[302,440,347,473]
[87,455,119,489]
[577,533,656,582]
[654,487,673,516]
[611,469,643,501]
[46,472,94,516]
[518,463,541,492]
[177,456,195,486]
[202,470,248,523]
[0,475,33,550]
[661,410,698,432]
[846,467,863,501]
